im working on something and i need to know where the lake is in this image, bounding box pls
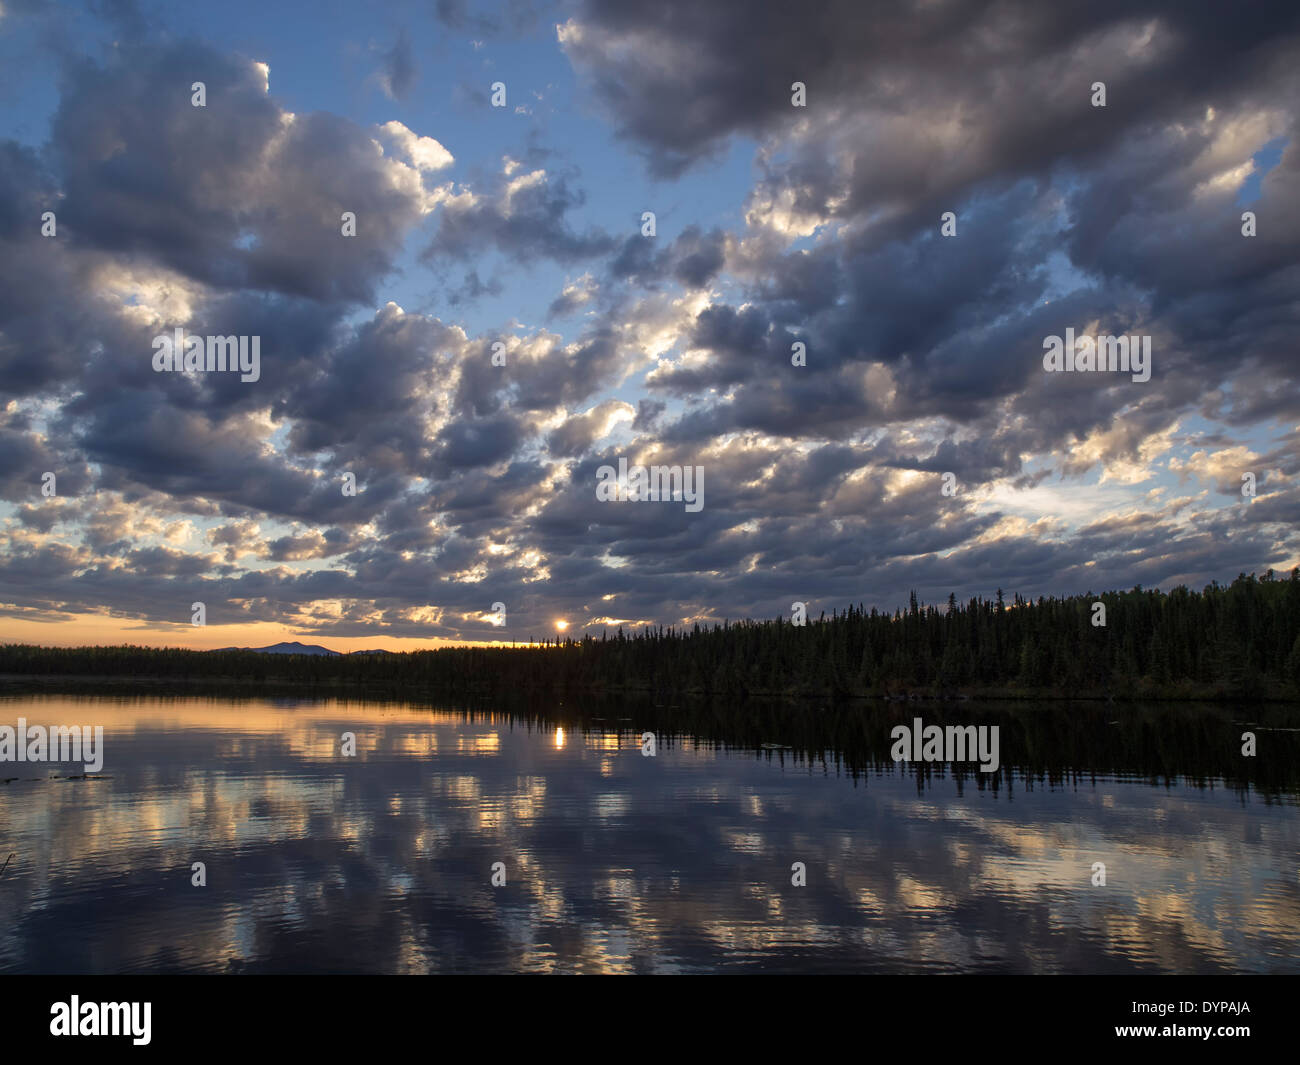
[1,692,1297,973]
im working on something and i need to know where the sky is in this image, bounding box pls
[0,0,1297,651]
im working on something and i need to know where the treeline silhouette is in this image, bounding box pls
[3,571,1299,701]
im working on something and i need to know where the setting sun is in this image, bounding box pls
[555,620,569,632]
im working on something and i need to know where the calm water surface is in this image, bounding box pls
[1,693,1296,973]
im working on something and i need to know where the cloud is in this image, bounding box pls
[424,162,617,265]
[545,399,635,457]
[376,29,416,101]
[1,7,1297,644]
[49,43,439,303]
[377,120,454,172]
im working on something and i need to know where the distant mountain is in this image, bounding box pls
[215,641,341,656]
[349,649,394,656]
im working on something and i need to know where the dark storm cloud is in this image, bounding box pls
[453,326,626,418]
[424,166,617,265]
[282,303,458,475]
[1059,108,1300,388]
[1,5,1298,644]
[562,0,1300,182]
[422,458,553,531]
[73,393,370,522]
[432,411,530,474]
[671,226,727,288]
[447,269,504,305]
[607,224,726,289]
[0,39,462,529]
[65,292,339,419]
[632,398,665,431]
[544,400,631,458]
[559,0,1300,508]
[0,141,110,398]
[268,527,360,562]
[0,420,92,502]
[378,29,417,101]
[51,41,430,304]
[545,272,597,319]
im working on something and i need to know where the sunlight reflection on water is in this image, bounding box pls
[0,694,1296,973]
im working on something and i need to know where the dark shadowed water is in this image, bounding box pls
[1,693,1296,973]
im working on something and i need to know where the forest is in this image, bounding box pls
[2,570,1298,701]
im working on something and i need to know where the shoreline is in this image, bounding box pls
[1,672,1296,704]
